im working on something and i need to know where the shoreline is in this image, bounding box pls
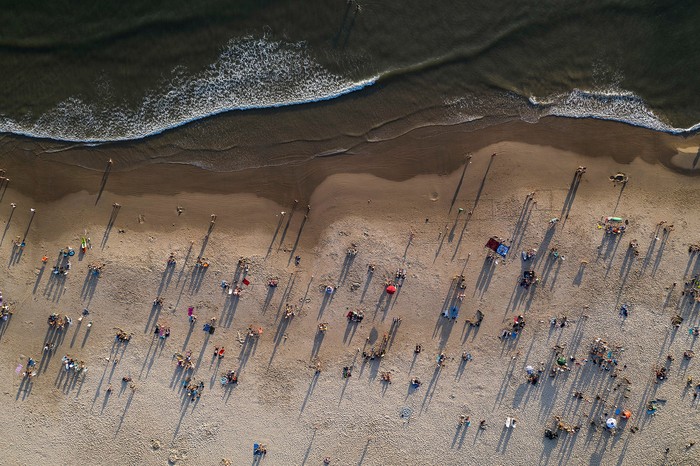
[0,116,699,205]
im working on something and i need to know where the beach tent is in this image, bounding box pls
[496,244,510,257]
[386,285,397,294]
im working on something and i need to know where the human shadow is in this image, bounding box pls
[474,255,497,297]
[360,268,374,303]
[0,205,15,247]
[317,289,335,320]
[95,160,113,205]
[157,262,176,297]
[420,366,443,413]
[510,195,535,253]
[8,242,24,266]
[288,214,309,265]
[651,228,671,277]
[267,316,292,366]
[300,371,320,413]
[277,201,298,251]
[560,172,583,227]
[612,182,627,215]
[101,204,120,249]
[80,269,101,304]
[237,334,259,373]
[266,213,285,258]
[339,252,357,286]
[144,300,163,333]
[311,331,325,358]
[449,158,471,215]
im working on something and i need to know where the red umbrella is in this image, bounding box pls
[386,285,397,294]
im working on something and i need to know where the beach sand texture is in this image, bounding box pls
[0,118,699,465]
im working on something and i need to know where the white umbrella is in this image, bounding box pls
[525,366,534,375]
[606,418,617,429]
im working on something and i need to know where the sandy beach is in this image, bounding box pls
[1,116,699,465]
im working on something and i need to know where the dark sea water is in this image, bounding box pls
[1,0,699,144]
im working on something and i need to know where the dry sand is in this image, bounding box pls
[0,117,699,465]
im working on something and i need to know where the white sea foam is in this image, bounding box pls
[2,37,698,144]
[0,37,376,143]
[531,88,700,134]
[447,88,700,135]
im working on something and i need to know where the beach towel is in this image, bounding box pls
[496,244,509,257]
[485,237,500,252]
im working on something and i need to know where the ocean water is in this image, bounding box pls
[1,0,699,144]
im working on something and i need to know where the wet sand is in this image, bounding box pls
[0,116,699,465]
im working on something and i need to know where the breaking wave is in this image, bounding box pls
[446,88,700,136]
[1,33,698,145]
[0,37,376,143]
[530,89,700,134]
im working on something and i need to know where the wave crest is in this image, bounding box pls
[446,88,700,135]
[0,37,376,143]
[532,89,700,134]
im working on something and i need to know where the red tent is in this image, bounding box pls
[386,285,397,294]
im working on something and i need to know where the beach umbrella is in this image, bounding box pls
[386,285,397,294]
[606,418,617,429]
[557,357,567,366]
[525,365,534,375]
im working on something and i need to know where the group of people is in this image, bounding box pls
[213,346,225,359]
[174,350,194,370]
[682,275,700,302]
[0,304,12,321]
[47,313,70,329]
[52,263,71,276]
[61,355,87,374]
[154,323,171,339]
[183,377,205,401]
[87,263,105,276]
[22,357,37,379]
[220,370,238,385]
[114,328,132,342]
[520,270,538,288]
[346,309,364,322]
[500,315,526,340]
[221,280,243,296]
[588,338,622,371]
[202,318,217,335]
